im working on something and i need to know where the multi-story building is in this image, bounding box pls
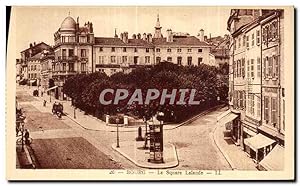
[40,49,55,91]
[52,16,94,99]
[19,14,218,100]
[221,9,284,170]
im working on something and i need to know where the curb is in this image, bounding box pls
[111,143,179,169]
[212,121,236,170]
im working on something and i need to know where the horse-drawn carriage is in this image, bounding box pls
[52,102,63,118]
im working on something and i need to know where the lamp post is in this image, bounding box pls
[157,112,164,153]
[143,116,148,149]
[116,118,120,148]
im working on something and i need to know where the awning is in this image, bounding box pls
[46,86,58,92]
[244,133,275,151]
[217,112,239,125]
[259,145,284,171]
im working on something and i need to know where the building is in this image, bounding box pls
[40,49,55,92]
[19,42,51,83]
[220,9,284,170]
[52,16,94,99]
[19,14,218,100]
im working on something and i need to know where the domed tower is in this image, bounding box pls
[153,14,163,39]
[60,16,77,32]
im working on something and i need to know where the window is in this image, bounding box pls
[146,48,150,53]
[271,97,277,126]
[80,63,86,71]
[69,49,74,56]
[257,57,261,78]
[246,35,249,47]
[69,63,74,71]
[99,47,103,52]
[123,47,127,52]
[167,48,172,53]
[198,57,203,66]
[177,48,182,53]
[111,47,115,52]
[243,35,246,46]
[177,57,182,65]
[145,56,150,64]
[241,58,245,77]
[263,57,267,77]
[156,57,161,63]
[264,96,270,123]
[187,48,192,53]
[62,49,67,57]
[111,56,116,63]
[111,69,117,74]
[257,96,261,118]
[167,57,172,62]
[156,48,160,52]
[233,61,236,78]
[62,63,66,71]
[247,60,250,78]
[268,56,273,77]
[256,30,260,45]
[134,48,138,52]
[251,33,255,46]
[187,57,192,66]
[99,56,105,64]
[198,48,202,53]
[34,65,36,70]
[233,39,236,50]
[122,56,127,63]
[274,55,279,77]
[134,56,138,64]
[251,59,254,78]
[81,49,86,57]
[238,37,241,48]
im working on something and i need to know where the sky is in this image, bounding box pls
[11,6,231,57]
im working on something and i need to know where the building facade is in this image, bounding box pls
[224,9,284,169]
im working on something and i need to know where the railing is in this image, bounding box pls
[57,56,78,61]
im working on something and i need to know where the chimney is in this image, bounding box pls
[137,33,141,39]
[143,33,147,41]
[204,35,208,41]
[166,29,173,42]
[132,34,136,39]
[147,33,152,42]
[29,43,33,48]
[198,29,204,41]
[33,42,36,46]
[120,33,124,41]
[124,32,128,43]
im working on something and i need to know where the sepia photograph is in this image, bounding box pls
[5,5,295,180]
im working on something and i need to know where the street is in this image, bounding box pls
[16,85,231,170]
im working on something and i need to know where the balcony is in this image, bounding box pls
[52,70,77,76]
[56,56,78,62]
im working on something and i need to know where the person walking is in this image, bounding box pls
[24,129,30,145]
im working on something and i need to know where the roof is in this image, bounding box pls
[244,133,275,150]
[28,52,42,60]
[60,16,76,31]
[95,37,153,47]
[259,145,284,171]
[95,36,210,47]
[152,36,210,47]
[20,42,50,53]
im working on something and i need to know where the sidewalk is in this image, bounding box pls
[213,116,258,170]
[21,85,225,132]
[112,141,179,169]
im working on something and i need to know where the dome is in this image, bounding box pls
[60,16,76,31]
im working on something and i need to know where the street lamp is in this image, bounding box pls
[143,116,148,149]
[74,107,76,119]
[157,111,164,153]
[116,118,120,148]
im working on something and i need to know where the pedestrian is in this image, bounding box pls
[41,91,43,97]
[24,129,30,145]
[43,100,47,107]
